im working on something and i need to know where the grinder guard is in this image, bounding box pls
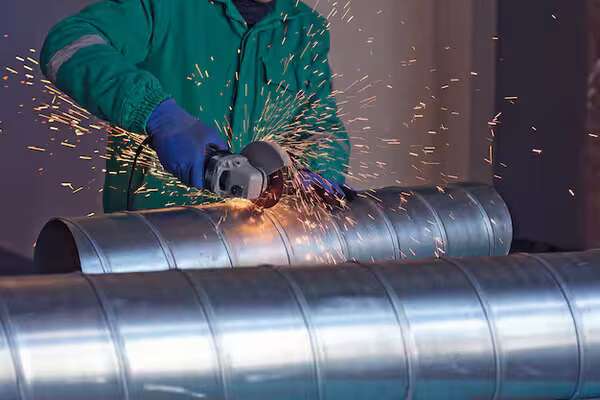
[242,141,292,208]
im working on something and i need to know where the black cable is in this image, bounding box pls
[126,136,152,211]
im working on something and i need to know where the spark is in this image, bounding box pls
[27,146,46,152]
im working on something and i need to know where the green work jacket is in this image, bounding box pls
[40,0,350,212]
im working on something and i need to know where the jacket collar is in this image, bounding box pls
[211,0,311,29]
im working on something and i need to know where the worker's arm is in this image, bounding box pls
[301,23,351,185]
[41,1,228,189]
[40,0,169,133]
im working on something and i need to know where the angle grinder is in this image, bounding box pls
[204,141,292,208]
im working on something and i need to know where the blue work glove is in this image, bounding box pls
[146,99,228,189]
[298,169,346,199]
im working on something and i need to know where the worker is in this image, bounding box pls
[40,0,351,212]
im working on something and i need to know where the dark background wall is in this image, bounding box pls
[495,0,588,251]
[0,0,100,272]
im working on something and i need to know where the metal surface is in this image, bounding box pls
[35,183,513,274]
[1,251,600,399]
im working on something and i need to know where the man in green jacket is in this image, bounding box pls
[40,0,351,212]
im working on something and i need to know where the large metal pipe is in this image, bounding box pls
[34,184,512,274]
[1,251,599,400]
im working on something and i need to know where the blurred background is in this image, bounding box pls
[0,0,595,270]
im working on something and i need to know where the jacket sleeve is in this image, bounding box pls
[301,22,351,184]
[40,0,169,133]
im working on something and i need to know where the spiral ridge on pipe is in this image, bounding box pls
[34,183,513,274]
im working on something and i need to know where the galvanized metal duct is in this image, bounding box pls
[1,251,599,400]
[34,184,512,274]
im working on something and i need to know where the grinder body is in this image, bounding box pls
[204,141,291,206]
[204,152,269,200]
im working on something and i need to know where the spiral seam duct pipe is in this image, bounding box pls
[0,251,599,399]
[34,184,513,274]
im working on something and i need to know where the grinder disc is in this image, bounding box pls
[241,141,292,208]
[253,169,287,209]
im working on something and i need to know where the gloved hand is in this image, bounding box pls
[146,99,228,189]
[297,169,346,199]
